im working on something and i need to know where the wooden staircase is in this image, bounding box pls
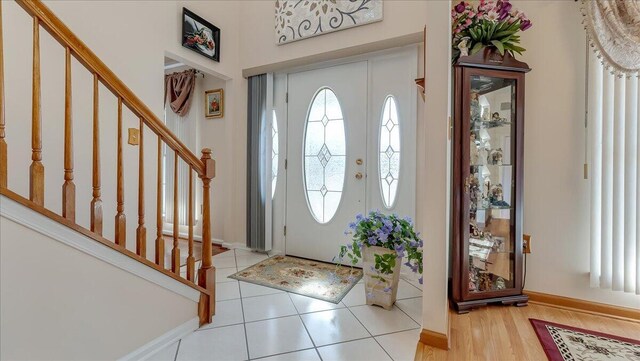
[0,0,216,325]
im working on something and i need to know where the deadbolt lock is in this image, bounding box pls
[355,172,363,180]
[356,158,363,165]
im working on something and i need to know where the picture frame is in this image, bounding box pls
[205,89,224,118]
[182,8,220,62]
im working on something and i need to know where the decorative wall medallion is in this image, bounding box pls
[275,0,383,45]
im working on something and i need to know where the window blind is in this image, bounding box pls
[588,50,640,295]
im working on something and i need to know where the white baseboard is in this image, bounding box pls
[120,317,199,361]
[0,195,200,302]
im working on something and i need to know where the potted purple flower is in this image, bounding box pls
[338,211,423,309]
[451,0,532,63]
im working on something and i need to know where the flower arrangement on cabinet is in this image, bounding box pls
[451,0,532,63]
[338,212,423,278]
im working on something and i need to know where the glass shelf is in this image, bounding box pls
[470,163,513,167]
[471,120,512,130]
[472,206,512,211]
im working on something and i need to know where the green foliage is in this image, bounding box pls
[455,18,524,61]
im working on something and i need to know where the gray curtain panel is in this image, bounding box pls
[247,74,268,250]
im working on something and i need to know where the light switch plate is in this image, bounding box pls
[128,128,139,145]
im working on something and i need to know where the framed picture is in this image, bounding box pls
[205,89,224,118]
[182,8,220,62]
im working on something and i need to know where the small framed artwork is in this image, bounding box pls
[182,8,220,62]
[205,89,224,118]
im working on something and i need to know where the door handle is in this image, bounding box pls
[355,172,363,180]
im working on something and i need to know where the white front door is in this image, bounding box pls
[284,49,417,263]
[286,61,368,263]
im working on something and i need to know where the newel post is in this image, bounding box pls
[198,148,216,325]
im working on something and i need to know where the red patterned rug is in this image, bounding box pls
[529,318,640,361]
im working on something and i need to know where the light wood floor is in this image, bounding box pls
[416,303,640,361]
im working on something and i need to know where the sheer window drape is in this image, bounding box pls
[164,70,197,227]
[164,107,197,226]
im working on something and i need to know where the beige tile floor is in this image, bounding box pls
[150,249,423,361]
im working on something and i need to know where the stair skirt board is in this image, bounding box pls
[120,317,199,361]
[0,194,200,302]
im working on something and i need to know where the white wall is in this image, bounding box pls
[199,75,229,242]
[0,215,197,360]
[518,1,639,309]
[239,0,427,73]
[421,0,452,337]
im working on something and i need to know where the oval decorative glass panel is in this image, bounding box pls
[272,110,279,198]
[379,95,401,208]
[304,88,346,223]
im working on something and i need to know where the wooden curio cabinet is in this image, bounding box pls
[451,49,531,313]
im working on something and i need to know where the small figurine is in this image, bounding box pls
[470,133,479,164]
[468,268,479,291]
[478,273,492,291]
[457,37,470,57]
[495,277,506,290]
[470,91,481,122]
[482,107,491,121]
[490,184,503,203]
[492,112,501,121]
[478,145,488,165]
[469,174,482,212]
[489,148,503,165]
[482,178,491,208]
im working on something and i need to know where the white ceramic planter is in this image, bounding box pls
[363,246,402,310]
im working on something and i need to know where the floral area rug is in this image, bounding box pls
[529,319,640,361]
[229,255,362,303]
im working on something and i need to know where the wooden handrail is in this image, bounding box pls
[2,0,216,325]
[15,0,205,176]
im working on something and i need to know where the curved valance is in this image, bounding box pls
[582,0,640,75]
[165,69,196,116]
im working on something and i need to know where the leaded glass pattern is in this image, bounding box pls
[304,88,346,223]
[272,110,279,198]
[379,95,401,208]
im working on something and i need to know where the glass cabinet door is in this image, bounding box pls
[466,75,516,293]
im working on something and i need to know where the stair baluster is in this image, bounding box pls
[187,166,195,282]
[91,74,103,234]
[155,137,165,268]
[115,97,126,246]
[172,152,180,274]
[30,16,44,205]
[137,118,146,257]
[62,46,75,221]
